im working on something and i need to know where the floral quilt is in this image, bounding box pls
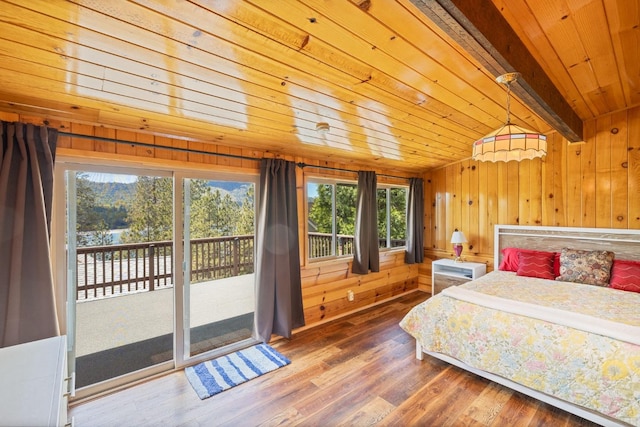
[399,271,640,425]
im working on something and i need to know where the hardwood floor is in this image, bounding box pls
[69,291,599,426]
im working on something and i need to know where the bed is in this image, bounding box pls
[400,225,640,427]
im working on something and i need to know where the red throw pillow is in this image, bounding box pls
[499,247,520,271]
[516,251,556,280]
[499,247,560,277]
[553,252,561,277]
[609,259,640,293]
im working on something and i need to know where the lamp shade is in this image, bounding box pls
[472,72,547,163]
[451,231,467,244]
[472,123,547,162]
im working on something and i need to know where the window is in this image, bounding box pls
[307,178,408,260]
[307,180,357,259]
[377,186,408,249]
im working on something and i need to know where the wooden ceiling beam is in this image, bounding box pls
[410,0,584,142]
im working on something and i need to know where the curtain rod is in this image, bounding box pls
[296,163,411,181]
[58,131,256,162]
[58,131,413,180]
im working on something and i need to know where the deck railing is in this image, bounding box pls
[76,235,254,300]
[308,232,405,259]
[76,233,404,300]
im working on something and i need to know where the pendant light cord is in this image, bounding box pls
[505,81,512,124]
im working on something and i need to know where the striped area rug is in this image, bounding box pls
[185,343,290,399]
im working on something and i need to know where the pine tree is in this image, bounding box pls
[75,173,101,246]
[190,186,240,238]
[91,219,113,246]
[187,179,212,239]
[236,185,255,235]
[121,176,173,243]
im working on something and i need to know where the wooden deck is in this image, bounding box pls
[69,291,597,427]
[75,274,254,357]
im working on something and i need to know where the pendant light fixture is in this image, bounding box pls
[472,72,547,162]
[315,122,330,134]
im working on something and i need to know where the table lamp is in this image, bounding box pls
[451,230,467,263]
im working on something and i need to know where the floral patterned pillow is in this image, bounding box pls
[556,248,614,286]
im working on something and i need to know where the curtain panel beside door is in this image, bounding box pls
[253,159,305,343]
[0,121,59,347]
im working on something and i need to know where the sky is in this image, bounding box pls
[85,172,320,198]
[84,172,137,183]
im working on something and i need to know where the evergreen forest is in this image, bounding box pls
[75,173,254,246]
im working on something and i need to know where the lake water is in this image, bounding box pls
[79,229,128,246]
[109,229,126,244]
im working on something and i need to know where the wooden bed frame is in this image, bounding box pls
[416,224,640,427]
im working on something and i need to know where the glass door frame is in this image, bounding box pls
[53,160,175,401]
[53,157,260,399]
[173,170,260,369]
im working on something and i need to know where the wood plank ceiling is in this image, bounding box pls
[0,0,636,172]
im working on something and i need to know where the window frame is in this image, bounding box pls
[305,175,409,262]
[376,183,409,251]
[305,176,358,262]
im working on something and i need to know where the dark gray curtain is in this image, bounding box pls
[253,159,305,342]
[352,171,379,274]
[405,177,424,264]
[0,122,59,347]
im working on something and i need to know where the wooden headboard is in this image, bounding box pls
[494,225,640,266]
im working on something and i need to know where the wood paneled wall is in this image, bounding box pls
[423,105,640,271]
[0,111,420,329]
[18,104,638,319]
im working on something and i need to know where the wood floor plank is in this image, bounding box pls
[69,291,600,427]
[491,393,542,427]
[458,381,514,426]
[378,359,447,407]
[292,349,405,420]
[384,367,470,426]
[435,372,496,426]
[334,395,396,426]
[255,407,305,427]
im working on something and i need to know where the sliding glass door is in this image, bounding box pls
[63,168,175,392]
[181,175,258,361]
[56,162,259,397]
